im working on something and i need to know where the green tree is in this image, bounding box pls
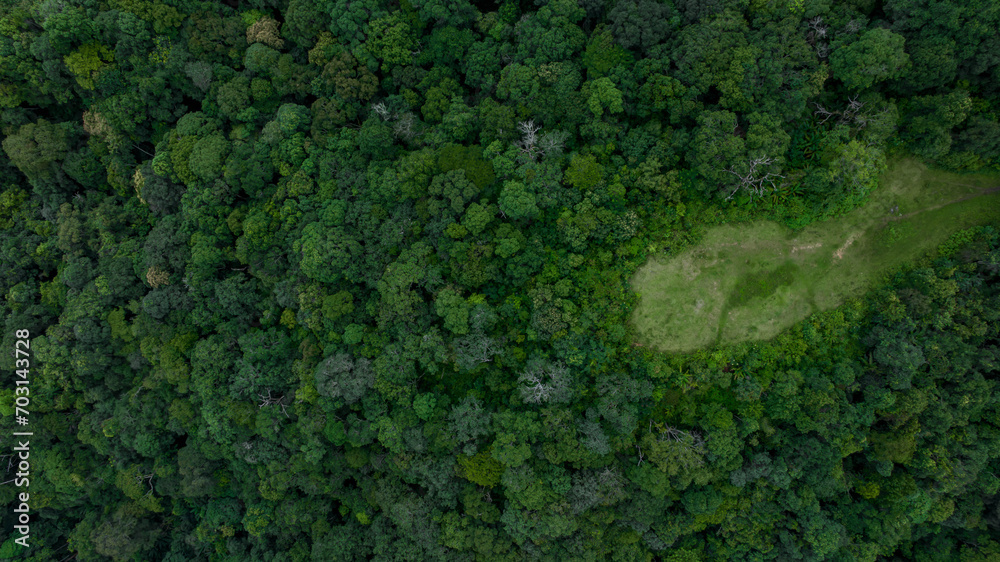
[498,180,539,221]
[63,43,114,90]
[608,0,679,54]
[689,110,744,196]
[582,26,633,78]
[830,28,910,90]
[2,119,79,202]
[216,75,251,120]
[296,225,362,284]
[367,14,418,71]
[90,502,162,561]
[314,353,375,404]
[900,91,971,160]
[583,77,624,117]
[435,287,471,335]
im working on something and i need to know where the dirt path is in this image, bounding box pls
[833,232,860,260]
[881,185,1000,227]
[791,242,823,253]
[690,185,1000,262]
[833,184,1000,261]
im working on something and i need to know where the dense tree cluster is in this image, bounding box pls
[1,0,999,559]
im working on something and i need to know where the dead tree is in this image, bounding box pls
[808,16,828,38]
[519,368,553,404]
[369,101,418,140]
[722,156,786,200]
[372,102,391,121]
[515,119,543,161]
[240,441,259,464]
[807,17,829,58]
[135,471,155,496]
[517,361,571,405]
[813,95,891,133]
[393,112,417,140]
[257,389,289,418]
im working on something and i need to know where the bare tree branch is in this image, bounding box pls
[371,102,391,121]
[722,156,785,200]
[257,388,289,417]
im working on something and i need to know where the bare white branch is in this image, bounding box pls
[257,388,289,417]
[538,133,564,156]
[518,366,551,404]
[722,156,785,200]
[813,103,835,124]
[135,471,155,497]
[372,102,391,121]
[393,112,416,140]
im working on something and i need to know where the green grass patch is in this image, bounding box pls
[725,262,800,310]
[631,158,1000,354]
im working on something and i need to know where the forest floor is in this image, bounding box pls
[631,158,1000,353]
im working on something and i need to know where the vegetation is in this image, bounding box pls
[0,0,998,560]
[724,261,799,313]
[633,159,1000,353]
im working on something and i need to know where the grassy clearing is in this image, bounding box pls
[725,262,800,311]
[631,159,1000,354]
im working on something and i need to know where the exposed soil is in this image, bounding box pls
[834,232,860,260]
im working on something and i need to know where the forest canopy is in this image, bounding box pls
[1,0,999,560]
